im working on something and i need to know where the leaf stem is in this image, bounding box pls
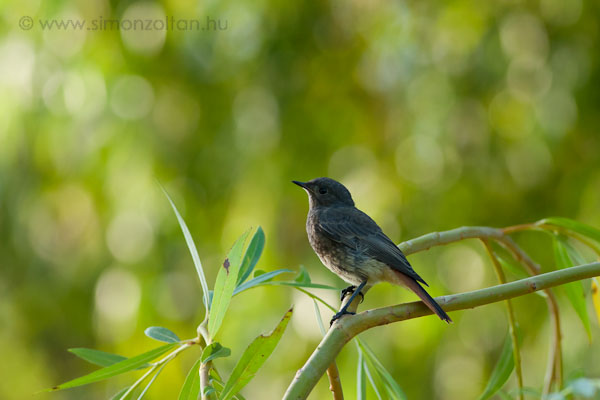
[119,343,191,399]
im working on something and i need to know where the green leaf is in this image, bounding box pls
[295,265,311,283]
[357,351,367,400]
[362,355,383,400]
[478,336,514,400]
[495,252,546,298]
[312,299,327,336]
[178,359,201,400]
[264,281,338,290]
[68,348,127,367]
[161,186,210,316]
[136,362,168,399]
[236,227,266,286]
[547,393,566,400]
[208,230,251,339]
[539,217,600,243]
[495,253,528,280]
[553,236,592,340]
[220,307,293,400]
[46,343,178,391]
[496,389,513,400]
[357,339,406,400]
[560,239,589,266]
[570,378,597,398]
[144,327,181,343]
[110,387,130,400]
[201,342,231,363]
[233,269,293,295]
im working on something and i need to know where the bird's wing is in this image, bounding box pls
[317,207,427,285]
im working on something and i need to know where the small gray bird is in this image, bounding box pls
[293,177,451,324]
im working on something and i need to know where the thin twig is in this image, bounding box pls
[326,363,344,400]
[496,236,563,394]
[200,360,216,400]
[283,262,600,399]
[312,298,345,399]
[482,239,523,400]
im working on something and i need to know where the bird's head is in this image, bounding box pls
[292,177,355,208]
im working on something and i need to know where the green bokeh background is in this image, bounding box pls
[1,0,600,399]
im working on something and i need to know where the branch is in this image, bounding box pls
[401,227,564,393]
[325,362,344,400]
[400,226,504,254]
[283,262,600,399]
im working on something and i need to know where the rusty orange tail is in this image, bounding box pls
[395,272,452,323]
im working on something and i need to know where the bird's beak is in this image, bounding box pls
[292,180,309,190]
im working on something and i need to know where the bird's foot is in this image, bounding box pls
[330,310,356,326]
[340,286,364,303]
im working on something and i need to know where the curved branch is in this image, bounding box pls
[401,226,564,393]
[400,226,504,255]
[283,262,600,399]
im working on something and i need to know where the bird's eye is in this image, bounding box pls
[319,187,327,194]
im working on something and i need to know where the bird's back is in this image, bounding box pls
[308,205,427,285]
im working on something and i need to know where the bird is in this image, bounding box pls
[293,177,452,324]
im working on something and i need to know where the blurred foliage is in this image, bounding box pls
[1,0,600,398]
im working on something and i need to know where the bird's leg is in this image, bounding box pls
[331,281,367,325]
[340,285,364,303]
[340,286,355,301]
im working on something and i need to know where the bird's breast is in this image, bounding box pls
[306,211,386,285]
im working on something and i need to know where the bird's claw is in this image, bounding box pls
[330,310,356,326]
[340,286,364,303]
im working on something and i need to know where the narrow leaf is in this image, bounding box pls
[539,217,600,243]
[178,359,201,400]
[144,327,180,343]
[495,252,546,298]
[201,342,231,363]
[295,265,311,283]
[136,362,168,399]
[592,278,600,325]
[110,387,130,400]
[233,269,293,296]
[208,230,251,339]
[313,299,327,336]
[495,253,528,280]
[561,240,589,266]
[264,281,338,290]
[161,186,210,316]
[236,227,266,286]
[362,356,383,400]
[68,348,127,367]
[357,339,406,400]
[46,343,178,391]
[220,307,293,400]
[357,351,367,400]
[553,236,592,340]
[570,378,597,397]
[478,336,514,400]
